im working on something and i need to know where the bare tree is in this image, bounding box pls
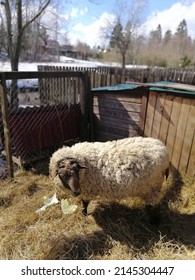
[1,0,51,71]
[101,0,147,82]
[0,0,51,107]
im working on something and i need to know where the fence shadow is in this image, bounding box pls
[47,200,195,260]
[92,201,195,249]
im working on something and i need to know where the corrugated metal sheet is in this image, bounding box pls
[9,105,80,160]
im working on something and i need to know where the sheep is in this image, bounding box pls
[49,137,170,217]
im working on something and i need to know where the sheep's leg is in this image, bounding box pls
[82,200,89,216]
[146,205,161,226]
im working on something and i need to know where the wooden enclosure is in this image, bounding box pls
[92,82,195,176]
[1,67,195,177]
[92,85,148,141]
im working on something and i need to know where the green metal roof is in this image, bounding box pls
[92,83,141,91]
[92,81,195,96]
[148,81,195,96]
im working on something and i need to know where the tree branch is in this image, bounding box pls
[20,0,51,36]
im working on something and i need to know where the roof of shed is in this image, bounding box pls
[148,81,195,95]
[92,83,141,91]
[92,81,195,96]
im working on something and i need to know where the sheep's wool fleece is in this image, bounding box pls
[50,137,169,205]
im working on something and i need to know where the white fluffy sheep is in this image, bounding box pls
[49,137,170,215]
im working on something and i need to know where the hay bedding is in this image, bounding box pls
[0,169,195,260]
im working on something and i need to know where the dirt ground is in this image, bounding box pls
[0,164,195,260]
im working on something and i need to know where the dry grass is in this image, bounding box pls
[0,165,195,260]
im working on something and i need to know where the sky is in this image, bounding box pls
[47,0,195,47]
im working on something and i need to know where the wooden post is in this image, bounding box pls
[0,78,14,177]
[87,75,95,142]
[79,72,88,142]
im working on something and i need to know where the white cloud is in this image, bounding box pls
[69,6,88,19]
[68,2,195,47]
[69,12,115,47]
[141,2,195,38]
[40,2,195,47]
[70,8,79,18]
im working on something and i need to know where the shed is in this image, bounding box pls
[92,82,195,176]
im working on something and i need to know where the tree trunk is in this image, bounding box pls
[3,0,51,108]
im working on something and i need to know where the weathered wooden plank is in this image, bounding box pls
[93,88,144,140]
[93,92,142,103]
[93,70,97,88]
[96,131,121,141]
[186,130,195,176]
[151,93,166,139]
[107,70,112,86]
[179,99,195,173]
[144,91,157,137]
[94,115,140,130]
[139,92,148,134]
[158,95,173,144]
[2,70,85,80]
[93,98,141,112]
[93,106,140,122]
[0,80,14,177]
[171,98,192,171]
[96,122,140,135]
[95,72,101,88]
[96,123,141,136]
[96,127,140,141]
[166,96,183,160]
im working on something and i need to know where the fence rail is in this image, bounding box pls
[38,65,195,87]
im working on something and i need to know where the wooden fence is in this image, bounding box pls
[92,83,195,176]
[144,87,195,176]
[38,65,195,87]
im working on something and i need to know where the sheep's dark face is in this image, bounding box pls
[57,158,85,196]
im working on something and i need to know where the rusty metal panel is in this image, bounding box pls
[9,105,80,160]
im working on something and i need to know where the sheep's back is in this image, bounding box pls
[78,137,169,203]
